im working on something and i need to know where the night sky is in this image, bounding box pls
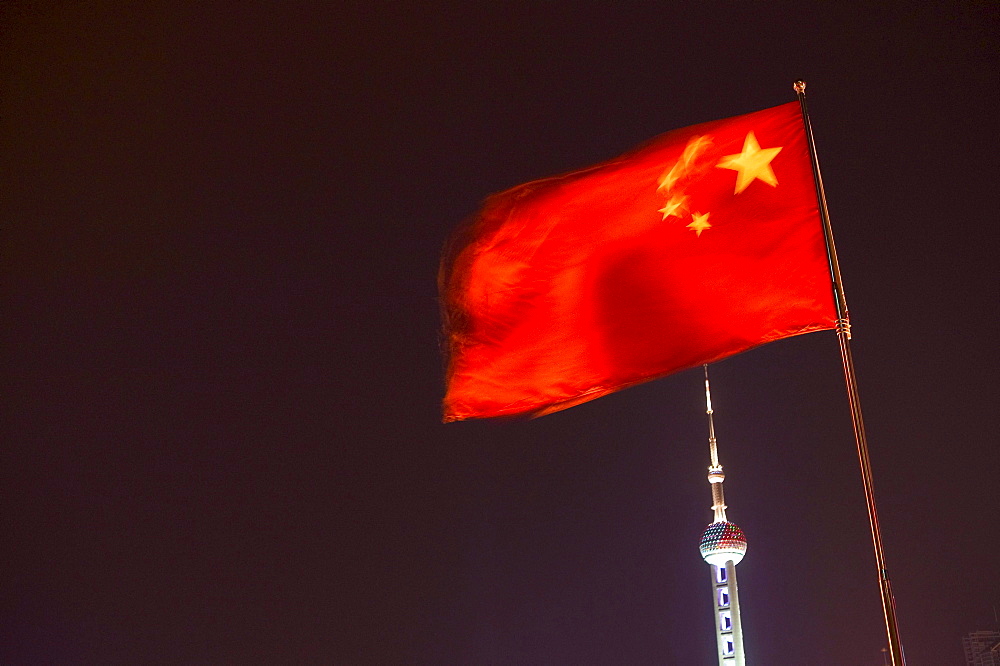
[4,2,999,664]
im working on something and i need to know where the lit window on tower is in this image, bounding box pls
[724,639,735,656]
[718,587,730,607]
[719,610,732,632]
[716,565,728,584]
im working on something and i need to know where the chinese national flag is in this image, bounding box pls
[441,101,836,422]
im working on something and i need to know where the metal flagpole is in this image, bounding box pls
[792,80,905,666]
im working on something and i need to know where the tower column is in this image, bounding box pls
[726,561,745,666]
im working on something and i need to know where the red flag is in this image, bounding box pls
[441,101,836,422]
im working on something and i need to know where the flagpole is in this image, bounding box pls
[793,80,905,666]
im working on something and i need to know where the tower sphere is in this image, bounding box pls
[700,520,748,567]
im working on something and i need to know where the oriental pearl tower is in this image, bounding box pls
[698,365,748,665]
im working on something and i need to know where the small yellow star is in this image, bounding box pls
[717,131,782,194]
[687,211,711,236]
[658,195,687,220]
[657,167,681,193]
[657,135,713,193]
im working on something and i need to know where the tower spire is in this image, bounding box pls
[705,365,727,522]
[699,365,748,665]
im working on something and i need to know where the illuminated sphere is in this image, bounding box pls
[699,521,748,567]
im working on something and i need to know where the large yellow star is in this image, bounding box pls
[717,131,782,194]
[658,195,687,220]
[687,211,711,237]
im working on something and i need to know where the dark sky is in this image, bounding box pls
[4,2,998,664]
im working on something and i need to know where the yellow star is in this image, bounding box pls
[657,167,681,193]
[657,135,713,193]
[658,195,687,220]
[687,211,711,236]
[717,131,782,194]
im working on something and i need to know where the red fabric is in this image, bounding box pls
[441,102,836,422]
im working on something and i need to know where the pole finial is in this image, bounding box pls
[793,80,807,94]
